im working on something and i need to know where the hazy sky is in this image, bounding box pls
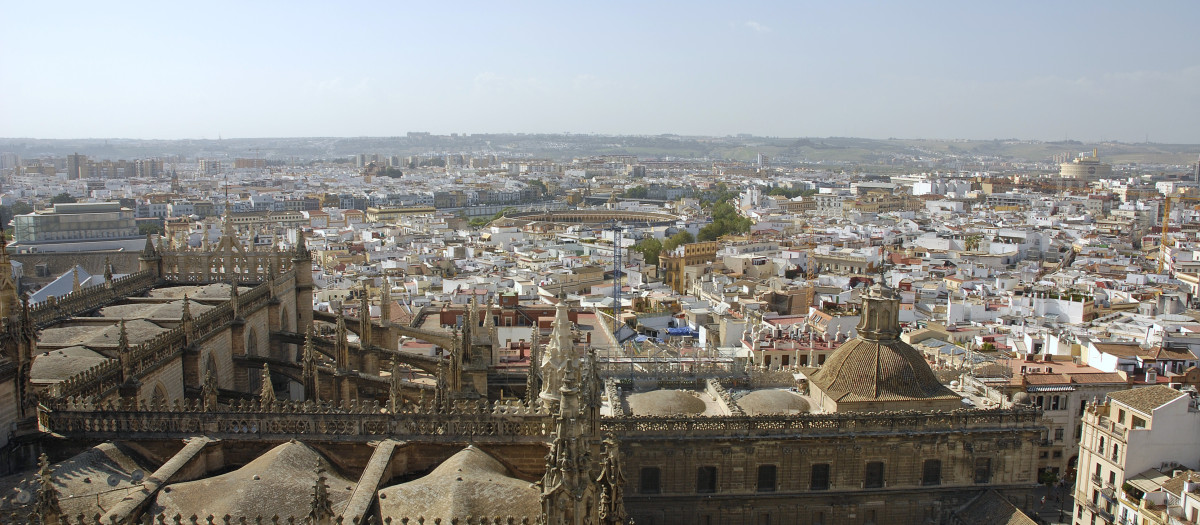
[2,1,1198,142]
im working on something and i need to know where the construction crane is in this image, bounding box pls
[1158,194,1200,273]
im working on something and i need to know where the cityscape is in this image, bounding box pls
[2,2,1200,525]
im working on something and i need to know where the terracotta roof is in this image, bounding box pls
[1161,470,1200,496]
[808,338,960,404]
[1107,385,1186,415]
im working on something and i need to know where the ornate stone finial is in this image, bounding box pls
[103,257,113,283]
[303,326,320,403]
[335,307,349,370]
[539,302,574,407]
[595,433,628,524]
[259,364,276,406]
[229,281,240,317]
[379,279,392,327]
[71,266,81,292]
[308,462,333,525]
[388,359,403,413]
[293,230,311,260]
[201,369,218,412]
[525,324,541,407]
[117,318,131,354]
[141,233,158,258]
[34,453,62,525]
[181,294,193,321]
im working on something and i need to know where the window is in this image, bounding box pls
[757,465,777,492]
[1055,428,1065,442]
[1118,409,1126,423]
[1051,396,1061,410]
[1109,471,1116,485]
[974,458,992,484]
[1111,444,1120,462]
[812,511,825,525]
[1131,416,1146,429]
[696,466,717,494]
[1079,399,1088,416]
[810,464,830,491]
[639,467,661,494]
[757,514,771,525]
[1098,437,1105,455]
[865,462,885,489]
[922,460,942,486]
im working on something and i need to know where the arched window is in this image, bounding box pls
[246,328,259,356]
[151,383,168,407]
[206,353,219,385]
[280,306,291,332]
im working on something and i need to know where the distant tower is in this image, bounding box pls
[1194,153,1199,186]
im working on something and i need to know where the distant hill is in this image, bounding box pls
[0,135,1194,166]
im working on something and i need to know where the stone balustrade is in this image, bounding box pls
[601,408,1044,438]
[38,397,552,443]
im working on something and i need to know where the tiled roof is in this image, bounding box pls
[1107,385,1186,415]
[809,337,959,403]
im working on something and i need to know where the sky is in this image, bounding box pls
[2,1,1198,143]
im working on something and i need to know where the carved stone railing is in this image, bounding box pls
[30,270,157,328]
[594,359,741,380]
[160,251,295,284]
[600,408,1045,438]
[1,512,539,524]
[38,397,552,443]
[604,378,624,418]
[49,279,278,401]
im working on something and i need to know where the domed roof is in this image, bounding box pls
[627,390,707,416]
[376,446,540,521]
[153,441,352,519]
[736,389,811,415]
[808,337,958,405]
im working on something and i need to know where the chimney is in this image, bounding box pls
[1147,368,1158,383]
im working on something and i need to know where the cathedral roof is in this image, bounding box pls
[30,346,110,383]
[99,300,214,320]
[0,443,155,521]
[376,446,540,521]
[152,441,352,519]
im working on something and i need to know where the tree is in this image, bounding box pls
[526,179,548,196]
[139,221,164,236]
[662,231,694,253]
[50,193,76,204]
[634,237,663,265]
[625,186,649,199]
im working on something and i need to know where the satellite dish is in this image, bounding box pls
[131,470,144,482]
[15,490,32,504]
[107,475,120,487]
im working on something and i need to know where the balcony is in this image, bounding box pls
[1092,473,1104,487]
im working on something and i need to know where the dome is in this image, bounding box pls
[376,446,540,521]
[808,338,959,405]
[627,390,707,416]
[736,389,811,415]
[153,441,353,519]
